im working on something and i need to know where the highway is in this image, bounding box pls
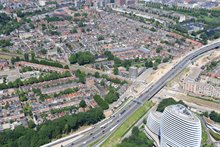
[60,41,220,147]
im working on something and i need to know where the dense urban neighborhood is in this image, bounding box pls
[0,0,220,147]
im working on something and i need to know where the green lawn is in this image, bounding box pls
[131,62,145,67]
[201,123,209,145]
[102,101,154,147]
[209,129,220,141]
[0,54,12,60]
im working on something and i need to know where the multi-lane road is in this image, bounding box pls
[59,41,220,147]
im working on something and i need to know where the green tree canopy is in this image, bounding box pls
[117,127,153,147]
[79,100,87,108]
[69,51,95,65]
[94,94,109,110]
[105,88,119,104]
[156,98,187,112]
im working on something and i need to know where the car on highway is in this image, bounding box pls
[120,109,126,115]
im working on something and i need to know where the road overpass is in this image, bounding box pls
[45,41,220,147]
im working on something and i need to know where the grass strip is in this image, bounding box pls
[209,129,220,141]
[102,101,154,147]
[89,137,104,147]
[0,54,12,60]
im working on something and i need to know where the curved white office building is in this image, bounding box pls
[160,104,202,147]
[147,111,161,136]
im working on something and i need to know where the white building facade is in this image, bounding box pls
[147,111,161,136]
[160,104,202,147]
[147,104,202,147]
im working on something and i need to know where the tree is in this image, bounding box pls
[86,28,91,32]
[209,111,220,123]
[28,120,36,129]
[145,60,153,68]
[71,28,77,34]
[77,52,95,65]
[150,27,157,32]
[82,12,88,18]
[0,4,3,10]
[77,21,85,27]
[153,62,159,70]
[105,88,119,104]
[0,72,71,90]
[4,101,9,109]
[74,12,81,17]
[175,24,188,33]
[155,57,162,64]
[156,98,187,112]
[19,95,28,101]
[11,56,21,64]
[94,95,109,110]
[0,13,23,35]
[69,54,77,64]
[40,49,47,55]
[22,103,32,116]
[0,108,104,147]
[69,52,95,65]
[114,57,122,67]
[64,65,69,69]
[104,51,114,60]
[3,77,6,83]
[156,47,162,53]
[100,79,105,87]
[162,57,170,63]
[94,72,100,78]
[202,111,209,117]
[79,100,87,108]
[200,33,208,40]
[75,69,86,83]
[29,23,35,29]
[132,126,139,136]
[113,66,119,75]
[14,78,23,87]
[97,35,104,41]
[117,127,153,147]
[122,60,132,68]
[31,52,35,61]
[24,53,29,61]
[0,39,12,47]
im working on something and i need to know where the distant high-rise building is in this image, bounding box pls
[129,66,138,79]
[160,104,202,147]
[115,0,125,6]
[126,0,136,5]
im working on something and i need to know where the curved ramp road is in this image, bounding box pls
[63,42,220,147]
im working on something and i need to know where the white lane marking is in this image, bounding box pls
[100,119,113,128]
[110,124,119,132]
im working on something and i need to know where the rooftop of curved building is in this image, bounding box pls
[166,104,200,123]
[150,110,162,119]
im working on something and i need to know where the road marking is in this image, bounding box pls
[110,124,119,132]
[100,119,113,128]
